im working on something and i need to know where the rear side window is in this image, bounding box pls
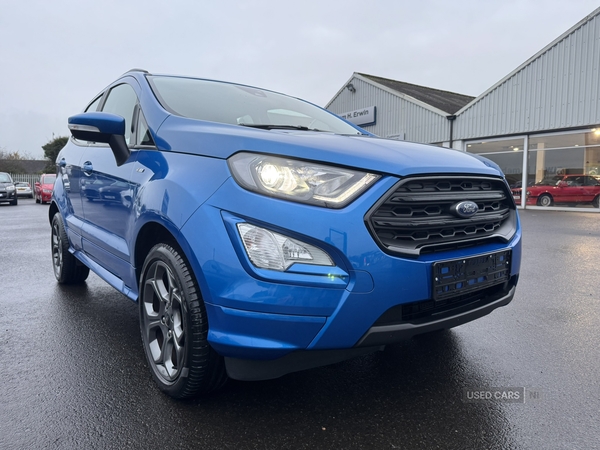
[101,84,138,144]
[137,112,155,146]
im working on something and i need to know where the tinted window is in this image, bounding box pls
[567,176,584,186]
[101,83,138,144]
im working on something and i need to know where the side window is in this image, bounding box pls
[137,111,155,147]
[85,95,103,112]
[101,83,138,145]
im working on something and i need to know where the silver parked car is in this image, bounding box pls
[15,181,33,198]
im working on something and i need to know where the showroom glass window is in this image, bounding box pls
[466,129,600,210]
[466,138,525,189]
[529,130,600,179]
[527,130,600,209]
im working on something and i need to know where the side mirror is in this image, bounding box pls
[68,112,131,166]
[35,182,41,187]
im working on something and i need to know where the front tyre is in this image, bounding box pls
[139,244,227,399]
[51,214,90,284]
[537,194,553,207]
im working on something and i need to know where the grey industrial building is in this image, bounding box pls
[326,7,600,211]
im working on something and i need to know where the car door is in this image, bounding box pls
[79,81,140,281]
[553,176,581,203]
[567,176,586,202]
[581,176,600,202]
[56,95,105,249]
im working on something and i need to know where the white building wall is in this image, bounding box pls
[327,76,450,143]
[455,8,600,140]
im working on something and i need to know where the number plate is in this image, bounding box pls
[432,250,511,301]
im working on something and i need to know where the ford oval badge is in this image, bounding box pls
[452,201,479,218]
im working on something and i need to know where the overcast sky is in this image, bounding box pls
[1,0,598,159]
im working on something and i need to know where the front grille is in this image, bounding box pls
[365,176,516,256]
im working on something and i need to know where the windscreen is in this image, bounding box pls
[147,76,361,135]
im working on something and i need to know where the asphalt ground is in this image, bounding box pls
[1,198,599,449]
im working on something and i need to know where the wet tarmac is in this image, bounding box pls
[1,199,599,449]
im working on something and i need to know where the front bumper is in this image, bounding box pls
[513,192,543,205]
[224,280,517,380]
[178,176,522,380]
[356,278,517,347]
[0,190,17,202]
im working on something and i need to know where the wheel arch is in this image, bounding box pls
[48,201,59,225]
[133,221,209,301]
[135,222,178,286]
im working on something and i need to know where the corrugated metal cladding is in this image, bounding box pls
[328,77,450,143]
[455,11,600,140]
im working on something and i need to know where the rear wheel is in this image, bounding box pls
[593,195,600,208]
[139,244,227,398]
[51,214,90,284]
[537,194,553,207]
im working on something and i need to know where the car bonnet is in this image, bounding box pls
[154,116,503,178]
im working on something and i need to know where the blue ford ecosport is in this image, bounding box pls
[50,70,521,398]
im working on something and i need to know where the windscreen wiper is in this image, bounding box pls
[239,124,327,132]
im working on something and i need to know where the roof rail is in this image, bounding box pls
[124,68,149,74]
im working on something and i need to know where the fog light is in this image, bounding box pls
[237,223,333,271]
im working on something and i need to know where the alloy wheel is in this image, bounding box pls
[51,220,63,278]
[141,260,186,383]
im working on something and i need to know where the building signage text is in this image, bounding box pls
[339,106,376,126]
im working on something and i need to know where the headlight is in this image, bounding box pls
[6,185,15,191]
[237,223,333,271]
[228,152,379,208]
[43,189,52,194]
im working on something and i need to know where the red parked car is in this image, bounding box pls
[35,174,56,204]
[512,174,600,207]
